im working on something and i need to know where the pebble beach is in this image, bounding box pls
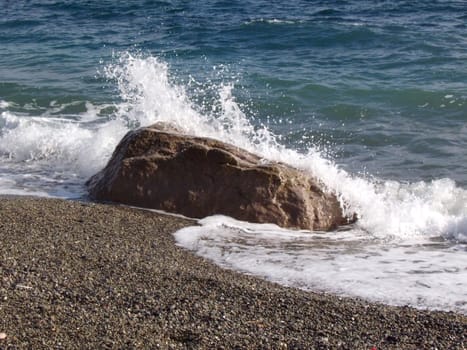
[0,196,465,349]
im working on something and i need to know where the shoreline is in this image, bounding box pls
[0,196,465,349]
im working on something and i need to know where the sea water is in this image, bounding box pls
[0,1,466,313]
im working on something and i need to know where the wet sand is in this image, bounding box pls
[0,196,465,349]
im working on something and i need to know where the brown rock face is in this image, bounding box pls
[87,123,354,231]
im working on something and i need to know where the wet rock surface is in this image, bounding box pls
[0,196,465,349]
[87,123,354,231]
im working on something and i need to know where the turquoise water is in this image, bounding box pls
[1,1,466,313]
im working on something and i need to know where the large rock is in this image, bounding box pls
[87,123,354,231]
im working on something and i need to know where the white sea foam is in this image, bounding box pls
[0,111,126,177]
[244,18,301,25]
[0,103,128,197]
[174,216,467,313]
[0,100,10,109]
[0,54,466,312]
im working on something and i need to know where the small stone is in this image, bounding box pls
[0,332,7,340]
